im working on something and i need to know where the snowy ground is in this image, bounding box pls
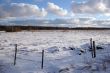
[0,30,110,73]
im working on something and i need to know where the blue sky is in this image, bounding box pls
[0,0,71,8]
[0,0,72,10]
[0,0,110,18]
[0,0,90,19]
[0,0,110,27]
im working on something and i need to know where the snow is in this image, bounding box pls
[0,30,110,73]
[0,60,20,73]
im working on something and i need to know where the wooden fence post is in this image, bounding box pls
[93,41,96,58]
[14,44,17,65]
[41,50,44,69]
[90,38,92,49]
[90,38,94,58]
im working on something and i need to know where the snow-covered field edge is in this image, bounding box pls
[0,30,110,73]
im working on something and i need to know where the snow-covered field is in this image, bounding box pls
[0,30,110,73]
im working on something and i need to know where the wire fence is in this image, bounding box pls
[0,37,110,70]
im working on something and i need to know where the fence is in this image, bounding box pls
[0,38,110,71]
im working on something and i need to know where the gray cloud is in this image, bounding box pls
[0,3,47,18]
[71,0,110,15]
[0,16,110,27]
[0,17,101,27]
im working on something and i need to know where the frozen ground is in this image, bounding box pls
[0,30,110,73]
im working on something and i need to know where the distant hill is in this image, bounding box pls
[0,25,110,32]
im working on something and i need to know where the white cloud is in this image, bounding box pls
[71,0,110,14]
[0,3,47,18]
[47,2,68,16]
[104,13,110,16]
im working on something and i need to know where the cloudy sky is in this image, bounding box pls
[0,0,110,27]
